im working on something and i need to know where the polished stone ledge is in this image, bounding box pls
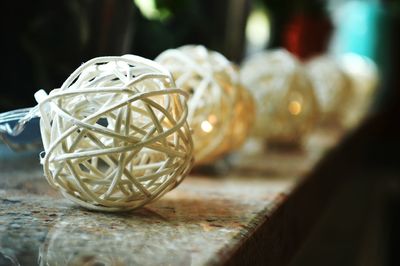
[0,129,341,266]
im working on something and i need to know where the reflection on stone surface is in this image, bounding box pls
[39,214,191,266]
[0,200,49,266]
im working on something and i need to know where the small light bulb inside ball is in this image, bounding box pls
[208,114,218,124]
[201,120,213,133]
[288,101,302,115]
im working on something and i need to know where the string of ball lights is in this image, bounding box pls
[0,46,378,211]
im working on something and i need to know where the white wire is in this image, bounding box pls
[0,107,39,136]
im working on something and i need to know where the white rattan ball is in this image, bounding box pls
[226,83,255,152]
[306,55,352,126]
[35,55,193,212]
[241,49,319,145]
[338,53,379,128]
[156,45,253,165]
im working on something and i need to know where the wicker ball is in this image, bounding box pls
[35,55,193,212]
[338,53,379,128]
[226,84,255,151]
[156,45,254,165]
[241,49,319,145]
[306,55,352,126]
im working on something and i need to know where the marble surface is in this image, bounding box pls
[0,129,341,266]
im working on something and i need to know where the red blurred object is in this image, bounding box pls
[283,13,333,61]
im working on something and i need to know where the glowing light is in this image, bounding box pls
[245,8,270,51]
[208,114,218,124]
[201,120,213,133]
[288,101,302,115]
[134,0,170,21]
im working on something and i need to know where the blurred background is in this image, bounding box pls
[1,0,399,112]
[1,0,400,265]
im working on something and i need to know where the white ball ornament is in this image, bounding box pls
[36,55,193,211]
[306,55,352,126]
[156,45,254,165]
[338,53,379,128]
[241,49,319,145]
[226,83,255,152]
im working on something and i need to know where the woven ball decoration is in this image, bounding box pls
[36,55,193,212]
[306,55,352,126]
[338,53,379,128]
[241,49,319,145]
[225,83,255,152]
[156,45,253,165]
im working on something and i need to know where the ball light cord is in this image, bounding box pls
[0,107,39,137]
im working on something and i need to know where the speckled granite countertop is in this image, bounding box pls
[0,130,341,266]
